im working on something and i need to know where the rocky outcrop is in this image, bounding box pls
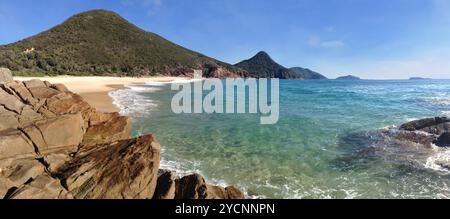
[0,73,245,199]
[153,171,246,199]
[397,117,450,148]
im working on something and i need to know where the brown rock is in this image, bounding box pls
[206,185,228,199]
[0,87,25,114]
[0,158,45,198]
[57,134,160,199]
[51,83,70,92]
[0,68,13,84]
[153,170,178,199]
[0,129,36,160]
[44,153,71,173]
[175,174,208,199]
[225,186,246,199]
[28,87,60,99]
[23,79,46,89]
[22,113,84,154]
[18,106,44,127]
[45,92,91,116]
[5,81,39,107]
[9,174,73,199]
[83,115,132,144]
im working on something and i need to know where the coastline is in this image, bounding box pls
[13,76,189,112]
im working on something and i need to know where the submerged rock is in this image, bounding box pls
[0,78,245,199]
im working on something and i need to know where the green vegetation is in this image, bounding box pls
[0,10,241,77]
[235,51,327,79]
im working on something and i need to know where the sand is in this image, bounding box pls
[14,76,189,112]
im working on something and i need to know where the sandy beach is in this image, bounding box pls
[14,76,189,112]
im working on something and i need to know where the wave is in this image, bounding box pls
[144,79,203,86]
[109,85,159,117]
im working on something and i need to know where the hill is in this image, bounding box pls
[0,10,245,77]
[289,67,327,79]
[336,75,361,80]
[235,51,326,79]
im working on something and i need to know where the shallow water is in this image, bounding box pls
[111,79,450,198]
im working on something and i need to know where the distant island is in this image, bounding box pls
[336,75,361,80]
[409,77,432,80]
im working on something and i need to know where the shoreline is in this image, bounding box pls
[13,76,189,113]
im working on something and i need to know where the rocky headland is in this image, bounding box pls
[0,68,245,199]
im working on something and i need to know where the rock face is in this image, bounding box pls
[0,78,245,199]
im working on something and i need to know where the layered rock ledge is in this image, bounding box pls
[0,69,245,199]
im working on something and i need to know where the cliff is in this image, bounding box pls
[0,69,245,199]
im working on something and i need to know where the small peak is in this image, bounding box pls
[254,51,270,58]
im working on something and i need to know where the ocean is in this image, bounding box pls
[110,79,450,199]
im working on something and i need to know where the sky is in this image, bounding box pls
[1,0,450,79]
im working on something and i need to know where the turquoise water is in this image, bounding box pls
[111,80,450,198]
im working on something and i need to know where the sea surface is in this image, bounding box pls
[110,79,450,199]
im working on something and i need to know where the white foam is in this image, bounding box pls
[109,87,158,117]
[424,145,450,173]
[144,78,203,86]
[442,111,450,117]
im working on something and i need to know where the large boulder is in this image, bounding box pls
[0,68,13,84]
[56,134,161,199]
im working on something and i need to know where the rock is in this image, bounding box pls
[28,87,60,99]
[51,83,70,92]
[153,170,177,199]
[57,134,160,199]
[8,174,73,199]
[44,153,71,173]
[22,113,84,154]
[393,130,435,147]
[175,174,208,199]
[0,129,36,160]
[45,92,91,116]
[0,116,19,131]
[18,106,44,127]
[225,186,246,199]
[0,68,13,84]
[206,185,228,199]
[82,115,132,145]
[0,158,45,198]
[23,79,46,89]
[400,117,450,134]
[0,87,25,114]
[5,81,40,107]
[434,132,450,147]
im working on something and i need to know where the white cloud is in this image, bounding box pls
[308,36,344,49]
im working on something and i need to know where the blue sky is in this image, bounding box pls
[1,0,449,79]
